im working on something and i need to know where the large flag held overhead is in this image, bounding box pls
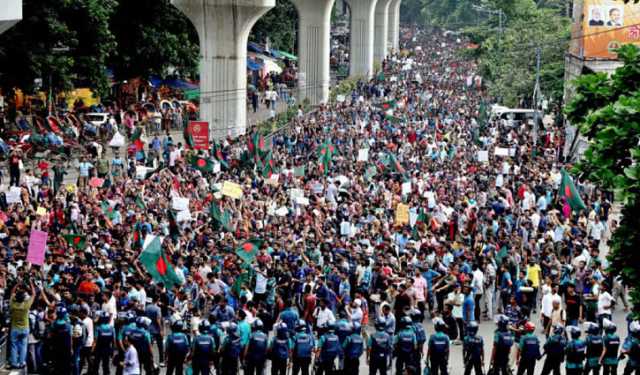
[381,99,397,111]
[317,140,337,175]
[139,235,182,289]
[235,238,264,263]
[210,203,233,232]
[211,141,229,169]
[559,169,587,212]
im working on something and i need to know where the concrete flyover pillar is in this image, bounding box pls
[0,0,22,34]
[291,0,335,105]
[347,0,378,79]
[388,0,401,53]
[172,0,275,139]
[373,0,392,64]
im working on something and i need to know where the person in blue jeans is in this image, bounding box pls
[9,281,35,369]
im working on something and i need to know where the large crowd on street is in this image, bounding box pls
[1,27,639,375]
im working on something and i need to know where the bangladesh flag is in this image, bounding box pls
[190,155,214,172]
[235,238,264,264]
[132,223,144,249]
[260,150,275,178]
[559,169,587,212]
[63,234,86,249]
[210,203,233,232]
[139,235,182,289]
[381,99,397,111]
[248,132,267,161]
[211,141,229,169]
[101,201,116,221]
[183,127,195,149]
[385,114,402,124]
[317,141,337,175]
[130,127,144,151]
[232,265,255,296]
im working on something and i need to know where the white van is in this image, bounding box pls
[490,106,537,126]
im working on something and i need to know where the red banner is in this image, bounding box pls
[188,121,210,150]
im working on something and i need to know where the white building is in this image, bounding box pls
[0,0,22,35]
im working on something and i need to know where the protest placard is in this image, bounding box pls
[395,203,409,225]
[401,182,412,196]
[357,148,370,162]
[27,230,48,266]
[494,147,509,156]
[221,181,243,199]
[172,197,189,211]
[477,150,489,162]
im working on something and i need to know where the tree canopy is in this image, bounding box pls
[565,44,640,314]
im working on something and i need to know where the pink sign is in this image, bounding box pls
[26,230,48,266]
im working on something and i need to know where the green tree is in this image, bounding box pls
[109,0,199,81]
[0,0,116,96]
[250,0,297,53]
[565,44,640,314]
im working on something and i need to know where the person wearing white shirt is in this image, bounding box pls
[123,336,140,375]
[587,217,605,243]
[472,265,484,321]
[597,283,614,324]
[102,291,118,326]
[315,300,336,329]
[541,283,561,329]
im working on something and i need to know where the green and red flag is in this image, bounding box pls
[559,169,587,212]
[135,196,145,209]
[211,141,228,169]
[235,238,264,264]
[101,201,116,221]
[210,203,233,232]
[130,127,144,151]
[260,150,276,178]
[63,234,86,250]
[381,99,397,111]
[190,155,215,173]
[183,127,195,149]
[248,132,267,161]
[138,235,182,289]
[317,140,337,175]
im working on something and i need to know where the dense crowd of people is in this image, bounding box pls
[1,27,638,375]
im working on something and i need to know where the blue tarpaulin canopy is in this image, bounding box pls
[247,58,264,71]
[248,42,266,54]
[149,76,199,90]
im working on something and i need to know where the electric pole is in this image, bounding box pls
[533,46,541,148]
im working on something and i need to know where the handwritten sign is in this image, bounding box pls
[395,203,410,225]
[26,230,48,266]
[221,181,243,199]
[36,207,47,216]
[6,187,21,204]
[357,148,369,162]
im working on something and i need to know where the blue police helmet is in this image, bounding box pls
[227,322,239,336]
[199,320,210,333]
[375,317,386,331]
[584,321,599,335]
[352,322,362,334]
[326,322,336,332]
[433,317,447,332]
[400,316,413,328]
[56,306,68,319]
[296,319,307,332]
[252,318,264,330]
[98,310,110,323]
[630,321,640,336]
[567,325,581,339]
[136,316,151,329]
[410,309,423,323]
[171,320,185,332]
[466,321,479,336]
[553,324,565,336]
[126,311,137,324]
[495,314,509,329]
[602,319,616,334]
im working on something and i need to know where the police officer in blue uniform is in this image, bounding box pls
[540,324,566,375]
[335,313,352,372]
[584,321,604,375]
[428,317,451,375]
[207,312,224,373]
[342,321,364,374]
[292,320,314,375]
[270,322,292,375]
[93,310,116,375]
[600,319,620,375]
[49,306,73,375]
[165,320,190,375]
[515,321,541,375]
[395,316,417,375]
[191,320,216,375]
[368,318,392,375]
[463,321,484,375]
[129,316,154,375]
[622,321,640,375]
[490,314,514,375]
[244,319,268,375]
[220,322,243,375]
[411,309,427,375]
[565,325,587,375]
[316,322,342,375]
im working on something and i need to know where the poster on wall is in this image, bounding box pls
[581,0,640,58]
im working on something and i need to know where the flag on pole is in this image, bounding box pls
[183,127,195,149]
[381,100,397,111]
[139,235,182,289]
[317,141,337,176]
[211,141,228,169]
[130,127,144,151]
[559,169,587,212]
[235,238,264,263]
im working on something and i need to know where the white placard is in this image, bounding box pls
[477,150,489,162]
[295,196,310,206]
[312,183,323,194]
[340,221,351,236]
[275,207,289,217]
[212,161,221,173]
[6,187,21,204]
[176,210,191,222]
[336,95,346,103]
[357,148,369,162]
[172,197,189,211]
[410,211,419,227]
[289,188,304,201]
[135,166,149,180]
[401,182,412,196]
[494,147,509,156]
[509,148,516,157]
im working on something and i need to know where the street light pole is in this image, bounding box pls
[533,46,541,149]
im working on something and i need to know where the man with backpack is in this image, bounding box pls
[342,322,365,374]
[394,316,417,374]
[368,318,392,375]
[316,322,342,375]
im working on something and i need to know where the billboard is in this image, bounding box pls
[187,121,210,150]
[581,0,640,58]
